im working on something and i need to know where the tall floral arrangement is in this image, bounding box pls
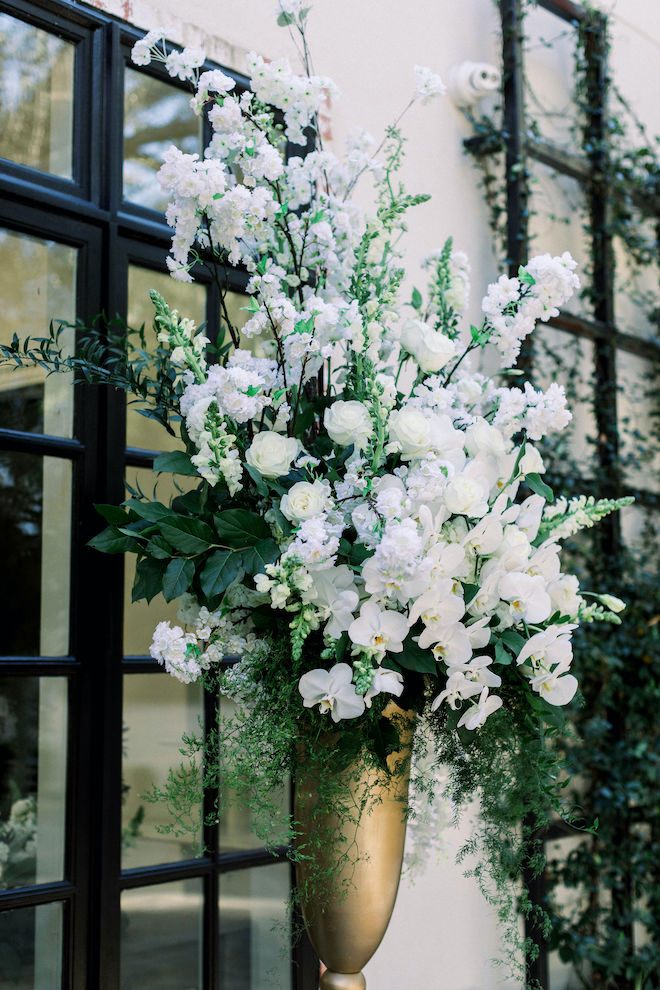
[0,0,632,978]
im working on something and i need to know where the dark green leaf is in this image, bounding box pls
[145,535,173,559]
[162,557,195,602]
[172,490,205,515]
[411,286,423,310]
[525,472,554,502]
[88,527,137,554]
[239,538,280,575]
[152,450,200,476]
[494,640,513,666]
[501,629,526,654]
[350,543,371,567]
[160,516,215,554]
[395,637,436,674]
[462,582,479,605]
[245,463,268,496]
[200,550,245,598]
[94,503,130,525]
[214,509,270,548]
[133,557,167,603]
[126,499,173,522]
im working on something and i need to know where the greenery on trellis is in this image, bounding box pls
[464,3,660,988]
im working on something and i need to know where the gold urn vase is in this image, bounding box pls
[294,703,415,990]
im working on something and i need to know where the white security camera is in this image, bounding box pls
[447,61,501,107]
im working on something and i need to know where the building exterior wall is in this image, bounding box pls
[77,1,660,986]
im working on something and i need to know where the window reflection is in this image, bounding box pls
[0,14,74,178]
[0,228,76,439]
[124,68,202,211]
[121,879,203,990]
[122,674,203,869]
[0,453,72,657]
[126,265,207,452]
[0,677,67,891]
[219,864,291,990]
[0,902,63,989]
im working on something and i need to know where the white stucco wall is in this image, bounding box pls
[80,0,660,986]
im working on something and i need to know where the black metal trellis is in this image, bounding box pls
[469,1,660,986]
[0,1,317,986]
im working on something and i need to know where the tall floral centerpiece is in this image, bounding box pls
[2,2,631,985]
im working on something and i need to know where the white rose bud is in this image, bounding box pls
[324,400,373,449]
[280,480,329,522]
[388,407,434,460]
[245,431,301,479]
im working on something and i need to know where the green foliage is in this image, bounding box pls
[462,4,660,985]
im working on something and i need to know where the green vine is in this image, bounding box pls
[464,3,660,988]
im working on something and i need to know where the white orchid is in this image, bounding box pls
[457,687,504,730]
[364,667,405,708]
[298,663,365,722]
[348,601,409,655]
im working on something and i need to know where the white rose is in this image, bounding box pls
[414,328,455,373]
[400,318,425,355]
[280,480,329,522]
[245,431,301,478]
[388,407,434,460]
[324,400,373,449]
[444,473,490,517]
[464,418,508,458]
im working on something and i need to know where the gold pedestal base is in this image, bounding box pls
[320,971,366,990]
[295,703,415,990]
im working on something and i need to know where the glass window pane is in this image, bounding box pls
[0,677,67,889]
[218,698,290,854]
[122,673,203,869]
[0,453,72,656]
[124,68,202,211]
[126,266,207,452]
[0,14,74,178]
[0,902,64,989]
[0,229,76,439]
[219,864,291,990]
[121,879,203,990]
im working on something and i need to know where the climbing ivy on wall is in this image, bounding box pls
[465,3,660,989]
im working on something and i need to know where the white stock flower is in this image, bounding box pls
[281,480,331,522]
[245,431,301,478]
[298,663,365,722]
[324,400,373,449]
[348,601,409,655]
[413,65,446,102]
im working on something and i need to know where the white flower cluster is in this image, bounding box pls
[150,597,263,683]
[482,252,580,365]
[126,21,626,738]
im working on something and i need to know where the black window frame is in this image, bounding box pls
[0,1,317,986]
